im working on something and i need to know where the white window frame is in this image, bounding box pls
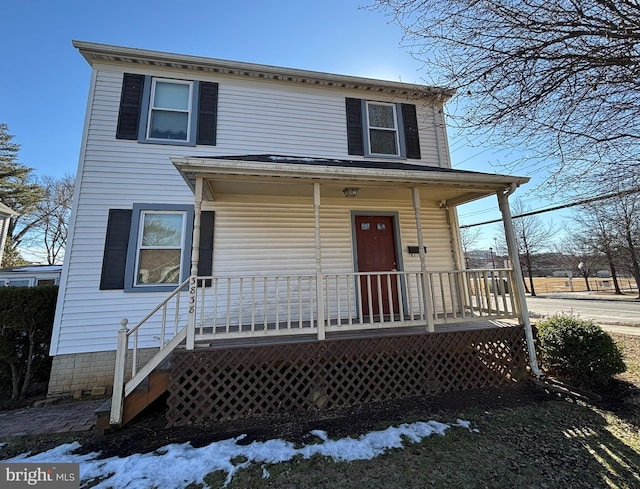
[365,101,401,157]
[146,78,194,142]
[133,210,188,288]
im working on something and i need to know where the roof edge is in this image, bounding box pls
[72,40,455,100]
[0,201,18,216]
[171,154,530,186]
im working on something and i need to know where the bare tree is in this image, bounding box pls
[24,175,74,264]
[566,203,624,294]
[507,199,556,296]
[460,226,482,268]
[372,1,640,193]
[554,242,599,292]
[610,191,640,298]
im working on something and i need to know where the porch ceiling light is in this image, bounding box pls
[343,187,359,198]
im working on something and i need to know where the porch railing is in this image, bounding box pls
[190,268,518,336]
[110,268,518,425]
[110,277,190,426]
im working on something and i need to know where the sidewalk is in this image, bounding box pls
[0,399,103,438]
[535,291,640,302]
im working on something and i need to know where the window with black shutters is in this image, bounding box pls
[100,207,215,291]
[345,98,421,160]
[116,73,218,147]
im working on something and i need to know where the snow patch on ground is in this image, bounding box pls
[1,419,475,488]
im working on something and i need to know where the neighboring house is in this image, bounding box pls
[0,202,17,267]
[50,41,539,429]
[0,264,62,287]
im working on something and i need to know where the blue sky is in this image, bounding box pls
[1,0,562,249]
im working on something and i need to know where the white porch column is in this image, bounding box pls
[314,182,325,340]
[497,186,542,376]
[186,176,204,350]
[411,187,435,332]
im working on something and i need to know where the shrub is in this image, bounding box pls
[0,286,58,399]
[536,314,626,387]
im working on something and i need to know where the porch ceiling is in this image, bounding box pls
[172,155,530,206]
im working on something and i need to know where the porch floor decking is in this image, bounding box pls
[189,319,517,350]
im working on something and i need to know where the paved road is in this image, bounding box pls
[526,295,640,335]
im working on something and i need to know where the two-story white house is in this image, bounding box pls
[50,41,539,430]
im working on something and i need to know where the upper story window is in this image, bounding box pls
[147,79,193,142]
[116,73,218,147]
[346,98,421,160]
[366,102,400,156]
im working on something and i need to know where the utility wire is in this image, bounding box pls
[460,187,640,228]
[459,193,572,219]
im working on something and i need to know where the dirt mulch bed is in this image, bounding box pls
[2,377,637,462]
[1,334,638,462]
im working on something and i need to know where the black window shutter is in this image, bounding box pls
[116,73,145,140]
[196,82,218,146]
[345,98,364,156]
[100,209,132,290]
[197,211,215,286]
[401,103,421,159]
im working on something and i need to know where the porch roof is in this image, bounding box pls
[172,154,530,206]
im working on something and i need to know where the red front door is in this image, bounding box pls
[355,215,399,317]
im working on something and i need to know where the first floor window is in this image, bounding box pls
[100,205,214,292]
[134,211,186,286]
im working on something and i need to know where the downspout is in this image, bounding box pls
[314,182,325,340]
[445,203,468,316]
[445,203,464,270]
[497,183,543,377]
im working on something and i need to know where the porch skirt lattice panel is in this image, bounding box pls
[166,326,529,427]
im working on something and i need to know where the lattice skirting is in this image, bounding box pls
[166,325,530,427]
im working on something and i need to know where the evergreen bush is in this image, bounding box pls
[536,314,626,386]
[0,286,58,399]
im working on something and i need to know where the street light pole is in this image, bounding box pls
[489,247,496,269]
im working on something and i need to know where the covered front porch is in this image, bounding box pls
[108,155,540,427]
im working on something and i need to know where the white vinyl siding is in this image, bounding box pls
[84,67,447,165]
[51,66,455,356]
[53,189,453,355]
